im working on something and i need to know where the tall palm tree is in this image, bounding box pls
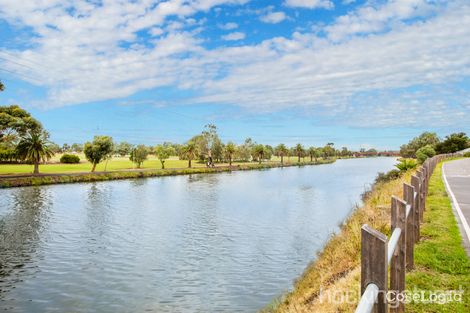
[308,147,317,162]
[253,144,265,164]
[181,141,198,168]
[16,131,55,174]
[225,142,236,166]
[295,143,304,163]
[0,80,4,91]
[275,144,288,164]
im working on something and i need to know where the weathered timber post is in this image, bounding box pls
[361,225,388,313]
[416,170,425,222]
[403,183,415,270]
[390,196,407,313]
[422,166,428,206]
[411,175,421,242]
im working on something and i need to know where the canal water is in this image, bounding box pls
[0,157,396,312]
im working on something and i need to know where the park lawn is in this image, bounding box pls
[0,153,316,175]
[405,161,470,312]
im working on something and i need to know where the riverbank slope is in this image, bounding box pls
[270,160,469,312]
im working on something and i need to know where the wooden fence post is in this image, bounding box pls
[361,225,388,313]
[422,166,428,205]
[411,175,421,242]
[403,183,415,270]
[390,197,407,313]
[416,170,424,221]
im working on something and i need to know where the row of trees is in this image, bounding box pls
[77,129,343,172]
[5,98,467,174]
[52,124,353,170]
[400,131,470,163]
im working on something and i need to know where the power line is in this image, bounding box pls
[0,68,43,83]
[0,50,70,77]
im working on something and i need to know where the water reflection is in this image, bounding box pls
[0,187,51,292]
[0,158,397,312]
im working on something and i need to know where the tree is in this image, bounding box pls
[129,144,148,168]
[264,145,273,161]
[61,143,70,152]
[0,105,42,142]
[416,145,436,163]
[225,142,236,166]
[400,132,440,158]
[155,144,175,169]
[294,143,304,162]
[323,144,335,159]
[199,124,220,162]
[115,141,133,156]
[367,148,378,156]
[181,141,198,168]
[253,144,265,164]
[0,80,4,91]
[340,147,351,157]
[71,143,83,153]
[189,134,209,162]
[212,137,224,162]
[15,130,54,174]
[275,144,289,164]
[435,132,469,154]
[83,136,114,172]
[49,142,61,154]
[308,147,318,162]
[238,138,254,161]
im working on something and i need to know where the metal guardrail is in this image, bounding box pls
[354,153,458,313]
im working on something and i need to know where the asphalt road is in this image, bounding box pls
[443,158,470,256]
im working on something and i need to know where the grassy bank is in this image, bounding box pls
[0,154,325,175]
[406,162,470,312]
[0,158,335,188]
[270,168,412,313]
[270,161,469,312]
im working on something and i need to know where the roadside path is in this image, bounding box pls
[442,158,470,256]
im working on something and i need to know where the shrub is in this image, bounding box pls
[375,169,402,184]
[464,152,470,157]
[60,153,80,163]
[0,148,18,162]
[395,158,418,172]
[416,144,436,163]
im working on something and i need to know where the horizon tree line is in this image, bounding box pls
[1,103,469,174]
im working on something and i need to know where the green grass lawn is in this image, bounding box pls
[406,161,470,312]
[0,154,314,175]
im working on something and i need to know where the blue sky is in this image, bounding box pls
[0,0,469,150]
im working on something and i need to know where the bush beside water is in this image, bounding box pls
[375,169,402,184]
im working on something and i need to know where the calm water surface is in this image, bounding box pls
[0,158,396,312]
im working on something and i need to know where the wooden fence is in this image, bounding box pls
[354,153,460,313]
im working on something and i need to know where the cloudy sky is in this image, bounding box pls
[0,0,469,149]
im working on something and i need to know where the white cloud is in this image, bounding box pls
[284,0,333,9]
[221,31,246,41]
[260,11,287,24]
[326,0,437,41]
[0,0,469,128]
[219,22,239,30]
[149,27,164,37]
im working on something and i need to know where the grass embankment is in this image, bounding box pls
[271,160,469,312]
[0,158,335,188]
[406,162,470,312]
